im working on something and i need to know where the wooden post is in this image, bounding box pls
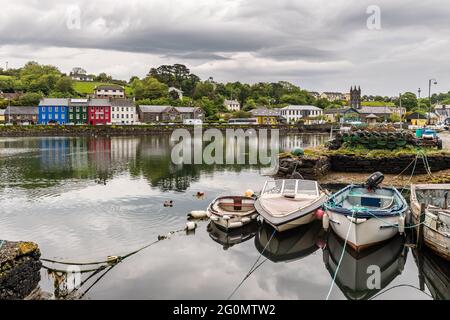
[417,203,426,249]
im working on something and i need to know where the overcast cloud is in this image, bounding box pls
[0,0,449,95]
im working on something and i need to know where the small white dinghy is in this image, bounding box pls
[207,196,258,231]
[255,179,327,232]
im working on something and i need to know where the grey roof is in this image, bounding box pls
[5,106,38,115]
[282,105,322,111]
[95,84,124,91]
[365,114,379,118]
[224,99,240,105]
[139,105,173,113]
[88,99,111,107]
[323,107,351,114]
[174,107,202,113]
[250,108,281,116]
[110,98,135,107]
[39,98,69,107]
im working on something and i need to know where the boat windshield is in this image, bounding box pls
[262,180,319,197]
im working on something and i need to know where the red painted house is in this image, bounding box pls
[88,99,111,125]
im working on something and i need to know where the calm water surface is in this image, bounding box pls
[0,134,446,300]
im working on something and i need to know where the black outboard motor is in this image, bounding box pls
[365,172,384,190]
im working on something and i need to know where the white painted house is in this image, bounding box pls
[110,98,138,125]
[95,85,125,99]
[224,99,241,112]
[280,105,323,124]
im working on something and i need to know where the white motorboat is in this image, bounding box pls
[255,179,327,232]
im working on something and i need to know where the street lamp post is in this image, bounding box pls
[428,79,437,125]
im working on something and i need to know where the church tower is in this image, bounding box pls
[350,86,361,109]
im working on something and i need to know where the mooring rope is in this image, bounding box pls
[41,228,186,267]
[227,229,276,300]
[325,209,356,300]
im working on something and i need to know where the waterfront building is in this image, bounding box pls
[324,105,406,124]
[68,98,89,124]
[249,108,283,124]
[5,106,38,125]
[138,105,204,123]
[407,112,428,126]
[224,99,241,112]
[38,98,69,125]
[88,99,111,125]
[434,105,450,123]
[110,98,137,125]
[280,105,323,124]
[94,84,125,99]
[174,107,204,121]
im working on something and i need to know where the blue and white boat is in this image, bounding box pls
[323,173,408,251]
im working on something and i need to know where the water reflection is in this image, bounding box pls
[323,231,408,300]
[255,221,325,263]
[413,248,450,300]
[207,221,258,250]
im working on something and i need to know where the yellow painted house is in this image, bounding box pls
[407,112,428,126]
[250,107,283,125]
[0,109,5,123]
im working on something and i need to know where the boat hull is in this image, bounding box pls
[208,212,258,231]
[326,210,401,250]
[410,184,450,261]
[261,210,317,232]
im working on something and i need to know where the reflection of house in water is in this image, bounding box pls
[88,138,112,183]
[323,232,407,300]
[69,138,89,170]
[280,134,326,151]
[39,138,70,171]
[110,137,139,165]
[413,248,450,300]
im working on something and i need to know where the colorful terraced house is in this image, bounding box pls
[68,98,89,124]
[88,99,111,125]
[38,98,69,125]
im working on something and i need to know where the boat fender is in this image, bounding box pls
[315,208,325,220]
[241,217,251,223]
[251,214,258,220]
[188,210,208,219]
[185,221,197,231]
[323,213,330,231]
[244,189,255,197]
[210,215,219,221]
[315,238,326,249]
[223,215,231,221]
[398,216,405,234]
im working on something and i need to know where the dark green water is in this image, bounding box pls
[0,134,446,300]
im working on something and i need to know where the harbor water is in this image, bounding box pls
[0,134,448,300]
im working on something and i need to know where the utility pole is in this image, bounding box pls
[418,88,421,99]
[428,79,437,125]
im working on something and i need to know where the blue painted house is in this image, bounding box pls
[38,98,69,124]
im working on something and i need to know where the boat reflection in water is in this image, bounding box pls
[413,248,450,300]
[255,221,325,263]
[207,221,259,250]
[323,231,408,300]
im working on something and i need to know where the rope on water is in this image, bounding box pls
[369,284,433,300]
[325,209,356,300]
[227,229,276,300]
[41,228,186,267]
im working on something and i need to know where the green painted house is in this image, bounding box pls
[68,98,89,124]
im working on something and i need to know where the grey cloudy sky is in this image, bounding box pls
[0,0,449,95]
